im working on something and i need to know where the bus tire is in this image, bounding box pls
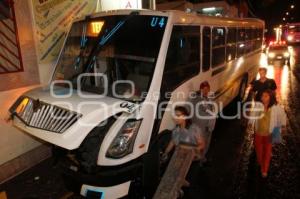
[157,130,172,170]
[142,130,172,197]
[238,75,248,102]
[139,130,170,198]
[125,169,144,199]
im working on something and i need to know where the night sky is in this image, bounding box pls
[248,0,300,29]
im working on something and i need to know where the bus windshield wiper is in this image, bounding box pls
[80,11,139,75]
[72,23,88,71]
[68,15,129,83]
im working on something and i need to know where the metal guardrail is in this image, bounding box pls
[0,0,23,74]
[153,145,196,199]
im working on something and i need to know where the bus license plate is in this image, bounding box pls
[86,189,104,199]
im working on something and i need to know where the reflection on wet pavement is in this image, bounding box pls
[237,46,300,199]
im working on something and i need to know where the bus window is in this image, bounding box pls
[250,28,256,51]
[244,28,253,54]
[258,28,263,48]
[237,28,245,57]
[227,27,237,43]
[226,28,237,62]
[212,27,225,46]
[202,27,211,72]
[238,28,245,41]
[162,25,200,91]
[254,28,259,39]
[259,28,263,39]
[212,47,225,67]
[212,27,225,67]
[254,28,263,50]
[245,28,251,41]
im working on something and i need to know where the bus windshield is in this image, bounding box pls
[53,14,168,102]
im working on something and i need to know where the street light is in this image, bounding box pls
[202,7,217,12]
[283,17,286,21]
[291,5,295,9]
[286,12,289,15]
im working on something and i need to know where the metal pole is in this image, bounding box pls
[152,0,156,10]
[95,0,101,12]
[239,0,241,18]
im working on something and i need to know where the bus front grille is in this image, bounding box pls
[12,97,82,133]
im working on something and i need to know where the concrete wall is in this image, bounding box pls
[0,86,41,166]
[0,0,47,183]
[0,86,51,183]
[0,0,40,91]
[0,0,97,183]
[156,1,193,11]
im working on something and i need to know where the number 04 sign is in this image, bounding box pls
[101,0,142,11]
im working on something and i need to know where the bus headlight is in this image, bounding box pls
[9,96,33,122]
[106,119,142,158]
[268,52,275,58]
[284,52,290,58]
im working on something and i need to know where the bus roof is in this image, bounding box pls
[75,9,264,28]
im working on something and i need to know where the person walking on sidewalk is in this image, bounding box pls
[163,106,205,161]
[248,89,286,178]
[190,81,216,161]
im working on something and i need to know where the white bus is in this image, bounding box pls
[9,9,264,198]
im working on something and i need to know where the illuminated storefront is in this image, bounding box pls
[101,0,143,10]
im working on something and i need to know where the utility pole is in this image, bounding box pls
[238,0,241,17]
[151,0,156,10]
[145,0,156,10]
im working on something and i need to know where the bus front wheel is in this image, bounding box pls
[238,76,248,102]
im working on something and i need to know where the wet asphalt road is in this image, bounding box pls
[233,46,300,199]
[1,47,300,199]
[184,46,300,199]
[238,45,300,199]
